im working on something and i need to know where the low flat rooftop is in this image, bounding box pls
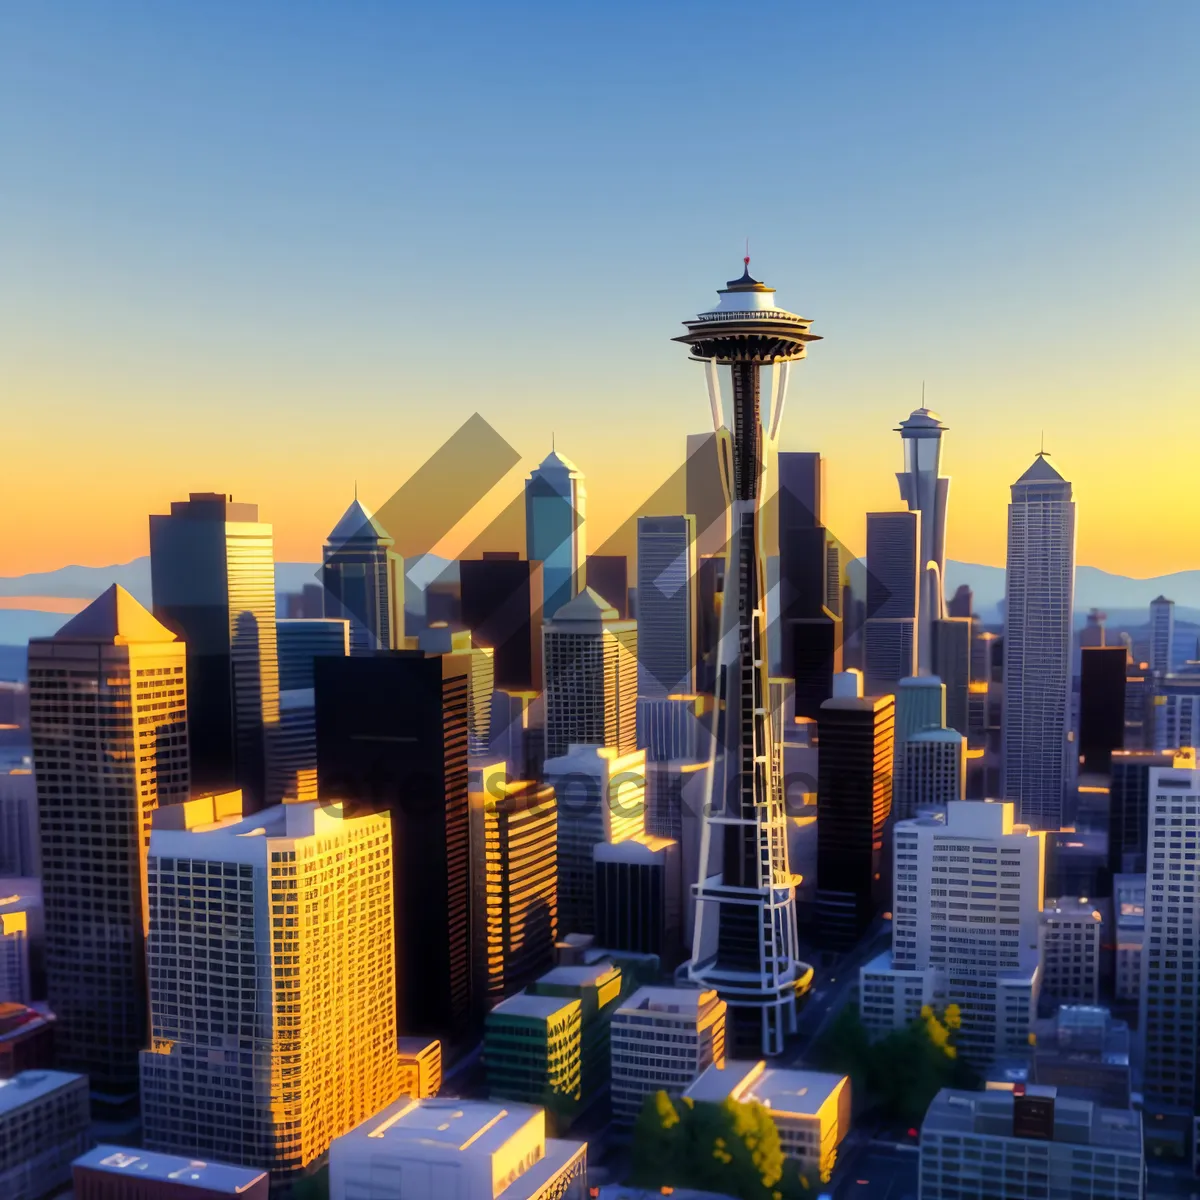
[685,1060,845,1115]
[535,962,619,989]
[73,1145,267,1193]
[490,993,580,1021]
[0,1070,84,1115]
[617,986,715,1017]
[339,1096,541,1157]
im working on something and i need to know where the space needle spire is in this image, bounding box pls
[673,260,819,1055]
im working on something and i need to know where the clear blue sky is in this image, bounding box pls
[2,2,1198,574]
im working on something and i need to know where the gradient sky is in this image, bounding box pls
[2,3,1197,578]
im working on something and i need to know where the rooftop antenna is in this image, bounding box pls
[922,380,926,408]
[354,479,358,502]
[552,431,556,452]
[1038,430,1049,458]
[744,236,750,272]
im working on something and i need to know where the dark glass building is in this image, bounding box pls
[460,557,543,692]
[593,835,681,962]
[1108,749,1179,878]
[585,555,629,619]
[817,683,895,949]
[862,510,918,696]
[314,651,472,1040]
[1079,646,1127,774]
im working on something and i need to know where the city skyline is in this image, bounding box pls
[3,4,1200,578]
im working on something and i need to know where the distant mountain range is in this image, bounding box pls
[1,555,1197,666]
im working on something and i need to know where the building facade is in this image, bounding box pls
[610,986,727,1126]
[140,797,402,1186]
[543,745,645,936]
[542,588,637,760]
[861,801,1045,1063]
[635,515,696,700]
[593,834,681,960]
[919,1086,1144,1200]
[150,492,280,810]
[894,727,966,821]
[460,556,544,693]
[1040,897,1102,1006]
[1150,595,1175,677]
[29,586,189,1106]
[0,1071,90,1200]
[863,510,919,696]
[484,993,583,1124]
[1002,455,1076,830]
[275,617,349,690]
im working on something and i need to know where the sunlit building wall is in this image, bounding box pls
[140,796,402,1186]
[484,993,582,1125]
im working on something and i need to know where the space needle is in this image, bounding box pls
[674,260,819,1055]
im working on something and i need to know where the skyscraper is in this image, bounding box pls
[1002,454,1076,830]
[526,448,586,620]
[149,492,280,810]
[585,554,629,618]
[542,588,637,760]
[931,616,972,736]
[321,496,403,656]
[1139,764,1200,1117]
[674,260,816,1056]
[543,744,645,935]
[275,618,350,690]
[894,728,966,820]
[895,407,950,674]
[863,511,919,696]
[636,515,697,698]
[140,795,402,1187]
[460,555,543,692]
[29,586,188,1108]
[861,802,1045,1063]
[778,451,843,720]
[686,431,729,560]
[1108,749,1194,877]
[1150,595,1175,676]
[315,651,472,1038]
[817,671,895,948]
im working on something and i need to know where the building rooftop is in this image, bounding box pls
[326,496,394,546]
[0,1070,85,1116]
[923,1087,1140,1152]
[535,962,621,990]
[338,1095,542,1156]
[684,1059,845,1115]
[1014,453,1068,485]
[1042,897,1102,922]
[617,986,718,1017]
[489,993,580,1022]
[547,587,621,625]
[73,1145,267,1193]
[594,834,677,863]
[50,584,177,646]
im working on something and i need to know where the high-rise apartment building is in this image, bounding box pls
[931,616,971,737]
[1150,595,1175,676]
[0,767,37,878]
[817,672,894,947]
[321,497,403,656]
[29,586,188,1107]
[1002,454,1076,830]
[315,651,472,1038]
[526,449,586,620]
[593,834,681,960]
[542,588,637,760]
[636,515,696,699]
[543,744,645,935]
[460,556,544,692]
[919,1086,1144,1200]
[861,801,1045,1064]
[895,407,950,675]
[863,511,919,696]
[150,492,280,809]
[1139,764,1200,1116]
[609,986,727,1126]
[140,796,402,1187]
[1153,674,1200,753]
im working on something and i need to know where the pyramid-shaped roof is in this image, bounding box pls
[1015,453,1067,484]
[550,586,618,622]
[326,497,393,545]
[55,584,178,645]
[536,448,581,475]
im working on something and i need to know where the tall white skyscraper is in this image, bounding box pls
[860,801,1045,1064]
[1150,595,1175,677]
[1139,764,1200,1116]
[636,515,697,699]
[1002,454,1076,830]
[526,448,586,620]
[140,794,402,1186]
[542,588,637,760]
[29,585,189,1107]
[895,407,950,674]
